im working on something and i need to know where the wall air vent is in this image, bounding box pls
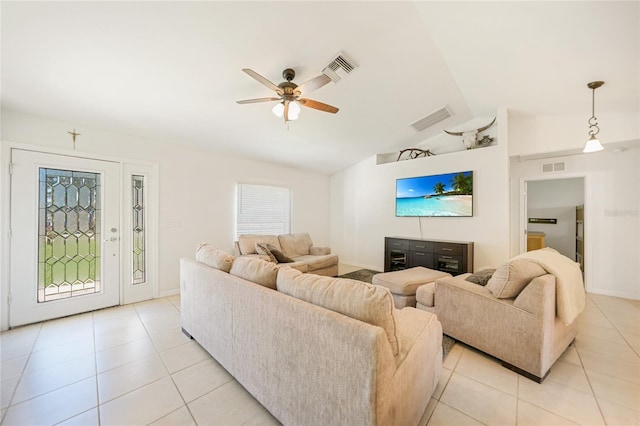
[322,51,357,83]
[542,162,566,173]
[410,106,453,132]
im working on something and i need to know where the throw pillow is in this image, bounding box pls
[486,259,547,298]
[266,243,294,263]
[229,257,279,289]
[465,268,496,286]
[195,243,234,273]
[255,242,277,263]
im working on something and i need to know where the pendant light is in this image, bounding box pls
[583,81,605,153]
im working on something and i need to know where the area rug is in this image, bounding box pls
[339,269,456,360]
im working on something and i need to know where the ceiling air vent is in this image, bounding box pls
[410,106,453,132]
[542,162,566,173]
[322,51,357,83]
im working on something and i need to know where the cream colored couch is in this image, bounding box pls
[416,248,584,382]
[234,232,338,276]
[181,244,443,426]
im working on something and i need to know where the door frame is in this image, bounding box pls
[519,173,591,291]
[0,141,159,330]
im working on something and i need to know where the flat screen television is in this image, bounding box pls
[396,171,473,217]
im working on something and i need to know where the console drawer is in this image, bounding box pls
[387,238,409,250]
[410,251,434,268]
[409,240,433,252]
[433,243,463,256]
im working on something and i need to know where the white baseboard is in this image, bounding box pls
[158,288,180,298]
[589,287,640,301]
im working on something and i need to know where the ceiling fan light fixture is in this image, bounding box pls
[289,101,301,120]
[272,102,284,118]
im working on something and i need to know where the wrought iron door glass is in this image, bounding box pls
[132,174,146,285]
[38,168,101,302]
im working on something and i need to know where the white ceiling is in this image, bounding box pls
[2,1,638,175]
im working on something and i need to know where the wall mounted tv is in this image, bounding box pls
[396,171,473,217]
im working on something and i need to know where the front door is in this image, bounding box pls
[9,149,121,327]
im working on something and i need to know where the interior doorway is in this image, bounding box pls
[522,176,586,281]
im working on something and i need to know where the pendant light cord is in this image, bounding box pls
[588,85,600,137]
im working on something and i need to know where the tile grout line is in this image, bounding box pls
[576,294,621,425]
[1,322,43,424]
[92,310,102,426]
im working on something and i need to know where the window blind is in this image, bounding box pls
[236,183,291,238]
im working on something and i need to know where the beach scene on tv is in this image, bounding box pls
[396,171,473,217]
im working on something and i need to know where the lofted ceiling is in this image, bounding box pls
[2,1,638,175]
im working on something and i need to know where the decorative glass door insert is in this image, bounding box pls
[38,168,102,302]
[131,174,146,285]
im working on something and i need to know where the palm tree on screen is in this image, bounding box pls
[451,173,472,194]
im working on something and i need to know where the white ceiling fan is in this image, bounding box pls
[236,68,339,122]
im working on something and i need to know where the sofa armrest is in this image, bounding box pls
[310,246,331,255]
[514,274,556,317]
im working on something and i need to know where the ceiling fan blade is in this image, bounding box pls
[242,69,283,95]
[295,74,331,95]
[236,97,281,104]
[298,98,339,114]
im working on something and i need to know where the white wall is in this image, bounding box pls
[1,110,331,328]
[330,113,510,271]
[508,111,640,156]
[510,148,640,299]
[527,178,584,259]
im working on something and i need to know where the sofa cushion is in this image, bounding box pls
[278,233,313,257]
[238,235,281,255]
[292,254,339,271]
[230,257,279,290]
[486,259,546,298]
[465,268,496,286]
[277,267,400,356]
[255,242,277,263]
[195,243,234,273]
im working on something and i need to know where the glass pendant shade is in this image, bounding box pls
[583,134,604,153]
[272,102,284,118]
[288,101,300,120]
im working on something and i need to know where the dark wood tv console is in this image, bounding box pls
[384,237,474,275]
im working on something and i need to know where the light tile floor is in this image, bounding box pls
[1,284,638,425]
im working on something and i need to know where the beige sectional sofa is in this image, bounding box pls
[417,248,584,382]
[234,232,338,276]
[181,244,443,425]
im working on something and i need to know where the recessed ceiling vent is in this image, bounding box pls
[410,106,453,132]
[322,51,357,83]
[542,162,566,173]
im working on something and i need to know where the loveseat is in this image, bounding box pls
[416,248,585,382]
[181,244,443,425]
[234,232,338,276]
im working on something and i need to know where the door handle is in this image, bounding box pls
[103,237,119,242]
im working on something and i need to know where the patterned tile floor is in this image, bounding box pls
[1,267,638,425]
